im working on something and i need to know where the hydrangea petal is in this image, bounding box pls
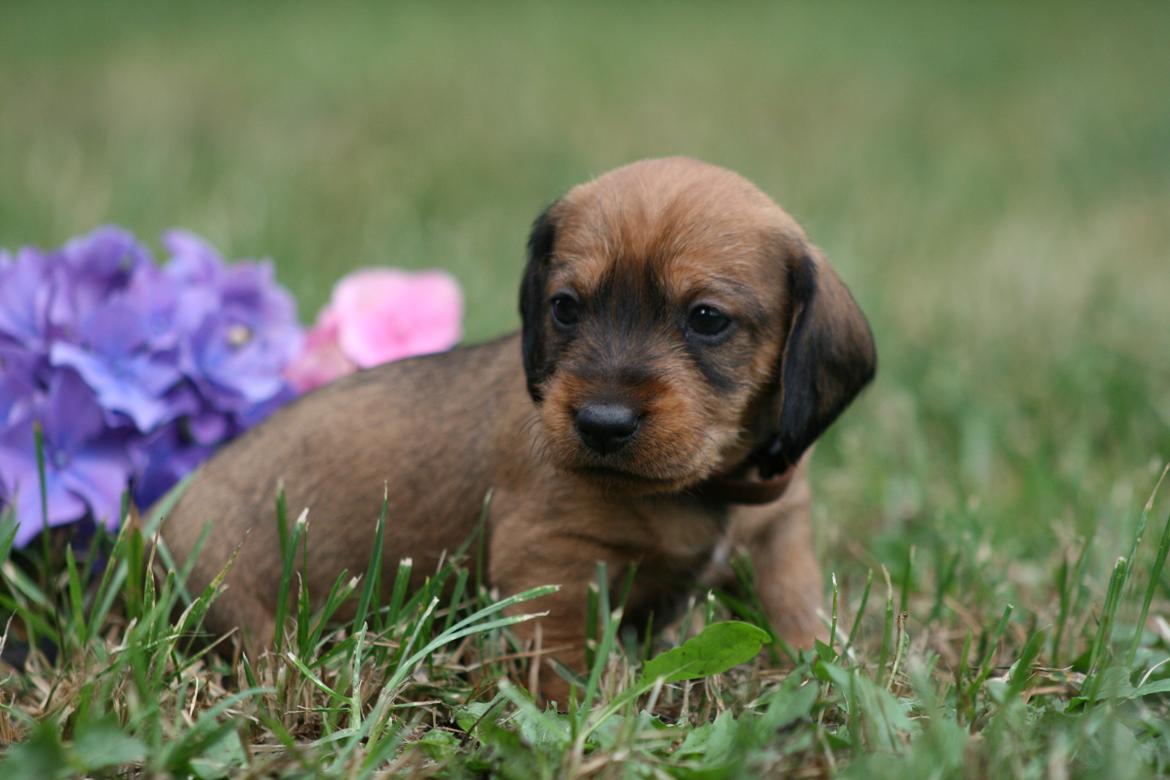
[0,250,52,346]
[51,343,179,432]
[0,346,38,425]
[163,229,224,284]
[82,299,148,357]
[0,417,89,545]
[63,449,133,531]
[41,369,106,454]
[51,227,153,333]
[10,478,88,548]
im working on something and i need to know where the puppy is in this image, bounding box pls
[159,157,876,704]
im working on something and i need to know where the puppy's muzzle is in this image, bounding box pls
[574,402,639,456]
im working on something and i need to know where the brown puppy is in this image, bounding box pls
[158,157,876,704]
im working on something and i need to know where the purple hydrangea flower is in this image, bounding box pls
[49,227,154,336]
[0,226,304,547]
[128,421,218,510]
[50,298,183,431]
[0,346,39,427]
[165,231,303,413]
[0,370,132,547]
[0,247,55,351]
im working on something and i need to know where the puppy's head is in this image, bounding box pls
[519,157,875,493]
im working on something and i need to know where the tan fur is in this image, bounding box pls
[158,157,875,706]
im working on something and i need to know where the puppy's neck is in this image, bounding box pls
[693,464,796,505]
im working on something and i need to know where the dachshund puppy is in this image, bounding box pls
[159,157,876,704]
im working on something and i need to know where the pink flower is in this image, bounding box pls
[286,268,463,392]
[283,309,352,392]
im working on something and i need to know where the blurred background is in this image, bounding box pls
[2,2,1168,599]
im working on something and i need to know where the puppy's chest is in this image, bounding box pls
[619,503,729,630]
[635,502,728,571]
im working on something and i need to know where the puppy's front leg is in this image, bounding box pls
[730,473,826,650]
[489,514,625,707]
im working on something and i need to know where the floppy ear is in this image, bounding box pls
[518,201,559,403]
[756,247,877,477]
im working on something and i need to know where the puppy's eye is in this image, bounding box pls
[550,294,580,327]
[688,305,732,338]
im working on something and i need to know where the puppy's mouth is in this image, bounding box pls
[579,465,680,484]
[569,461,706,494]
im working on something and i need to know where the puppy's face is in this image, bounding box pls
[520,158,876,493]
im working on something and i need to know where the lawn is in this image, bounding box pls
[2,2,1170,776]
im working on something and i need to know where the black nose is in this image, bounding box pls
[575,403,639,455]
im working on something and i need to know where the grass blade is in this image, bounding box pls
[1126,466,1170,665]
[273,508,308,655]
[353,488,388,636]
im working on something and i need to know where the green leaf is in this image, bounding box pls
[675,721,714,757]
[1133,678,1170,698]
[1091,669,1170,701]
[454,700,501,733]
[640,621,770,684]
[697,710,740,766]
[159,688,269,773]
[815,660,915,751]
[1092,666,1136,700]
[0,722,70,780]
[416,728,461,761]
[758,675,819,733]
[71,716,147,771]
[188,730,247,780]
[498,680,572,751]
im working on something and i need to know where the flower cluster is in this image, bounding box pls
[286,268,462,392]
[0,227,303,547]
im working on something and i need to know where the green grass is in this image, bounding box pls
[3,1,1170,776]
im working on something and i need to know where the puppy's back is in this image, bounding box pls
[157,332,526,640]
